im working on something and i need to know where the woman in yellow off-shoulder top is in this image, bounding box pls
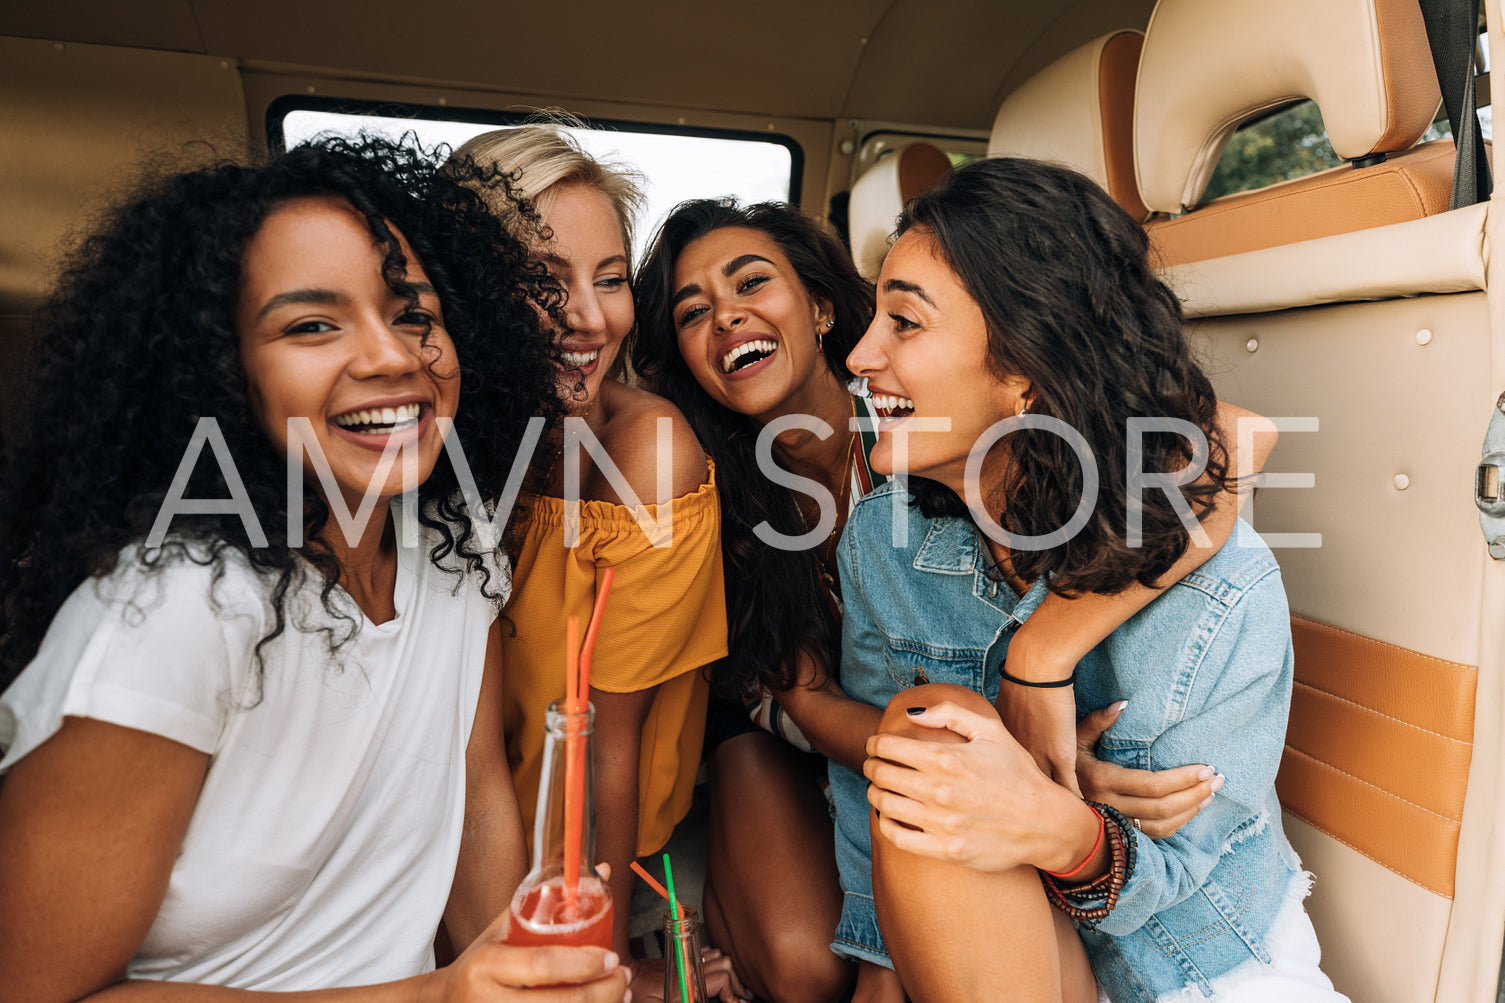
[501,472,725,861]
[449,125,731,994]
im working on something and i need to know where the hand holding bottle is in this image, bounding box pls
[420,907,630,1002]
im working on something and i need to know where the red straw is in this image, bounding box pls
[563,572,615,914]
[563,615,583,907]
[579,567,615,698]
[629,860,685,919]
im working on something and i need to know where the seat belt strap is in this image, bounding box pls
[1418,0,1492,208]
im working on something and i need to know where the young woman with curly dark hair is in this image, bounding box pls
[839,157,1344,1002]
[0,137,629,1002]
[632,199,1269,1003]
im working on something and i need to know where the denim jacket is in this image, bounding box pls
[828,481,1308,1001]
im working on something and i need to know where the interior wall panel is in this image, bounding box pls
[1189,292,1489,666]
[0,35,246,430]
[1285,814,1452,1003]
[200,0,886,123]
[0,36,248,315]
[1188,290,1491,1003]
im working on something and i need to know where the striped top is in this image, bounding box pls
[745,394,886,750]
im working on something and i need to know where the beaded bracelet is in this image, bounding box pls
[1039,802,1139,930]
[1044,806,1104,880]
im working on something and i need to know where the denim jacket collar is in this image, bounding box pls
[911,515,1050,625]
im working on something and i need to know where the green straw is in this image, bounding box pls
[663,852,692,1003]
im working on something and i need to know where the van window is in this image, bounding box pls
[272,101,801,260]
[854,130,986,183]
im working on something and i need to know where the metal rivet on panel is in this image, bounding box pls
[677,117,686,125]
[52,42,64,51]
[839,139,856,156]
[1245,338,1259,353]
[219,60,229,69]
[1416,328,1433,346]
[437,97,447,106]
[1394,474,1411,491]
[306,85,316,94]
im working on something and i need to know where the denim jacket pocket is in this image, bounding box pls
[1199,856,1274,966]
[879,637,988,697]
[1126,841,1275,999]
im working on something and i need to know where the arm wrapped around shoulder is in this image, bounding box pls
[1085,548,1294,938]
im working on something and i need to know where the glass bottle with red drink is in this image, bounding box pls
[506,699,614,948]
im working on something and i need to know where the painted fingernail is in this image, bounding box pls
[623,990,633,1003]
[1200,795,1214,809]
[1211,775,1226,792]
[1111,700,1129,713]
[906,706,926,715]
[603,951,620,970]
[1198,766,1215,781]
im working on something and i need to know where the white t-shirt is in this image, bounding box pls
[0,504,504,989]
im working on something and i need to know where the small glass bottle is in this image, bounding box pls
[506,699,614,949]
[662,905,710,1003]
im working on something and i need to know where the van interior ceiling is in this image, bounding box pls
[5,2,1505,1002]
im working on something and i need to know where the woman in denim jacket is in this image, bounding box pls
[831,158,1347,1002]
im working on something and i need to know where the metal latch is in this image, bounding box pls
[1477,454,1505,514]
[1477,392,1505,559]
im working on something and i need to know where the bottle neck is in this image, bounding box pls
[532,700,596,879]
[662,906,709,1002]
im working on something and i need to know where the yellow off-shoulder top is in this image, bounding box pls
[501,462,726,858]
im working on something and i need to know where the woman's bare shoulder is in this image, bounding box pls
[585,380,709,503]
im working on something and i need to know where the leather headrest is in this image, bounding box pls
[848,141,952,280]
[990,29,1148,222]
[1135,0,1441,214]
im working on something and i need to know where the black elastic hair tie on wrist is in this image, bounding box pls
[1000,667,1077,688]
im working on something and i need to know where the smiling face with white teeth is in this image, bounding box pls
[536,182,635,412]
[847,228,1030,492]
[671,227,833,424]
[238,196,459,515]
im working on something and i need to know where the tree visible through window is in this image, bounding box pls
[1201,101,1343,202]
[1201,99,1457,204]
[1201,28,1494,205]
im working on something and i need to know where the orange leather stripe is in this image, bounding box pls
[1096,30,1149,223]
[1372,0,1444,153]
[897,142,951,203]
[1288,681,1469,820]
[1147,142,1454,267]
[1291,615,1474,741]
[1276,616,1476,898]
[1278,747,1459,897]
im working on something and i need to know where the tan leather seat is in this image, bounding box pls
[1135,0,1445,267]
[988,28,1147,222]
[847,141,951,280]
[1134,4,1496,1002]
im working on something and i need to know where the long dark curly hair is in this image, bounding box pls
[633,199,874,698]
[0,135,564,689]
[900,157,1229,594]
